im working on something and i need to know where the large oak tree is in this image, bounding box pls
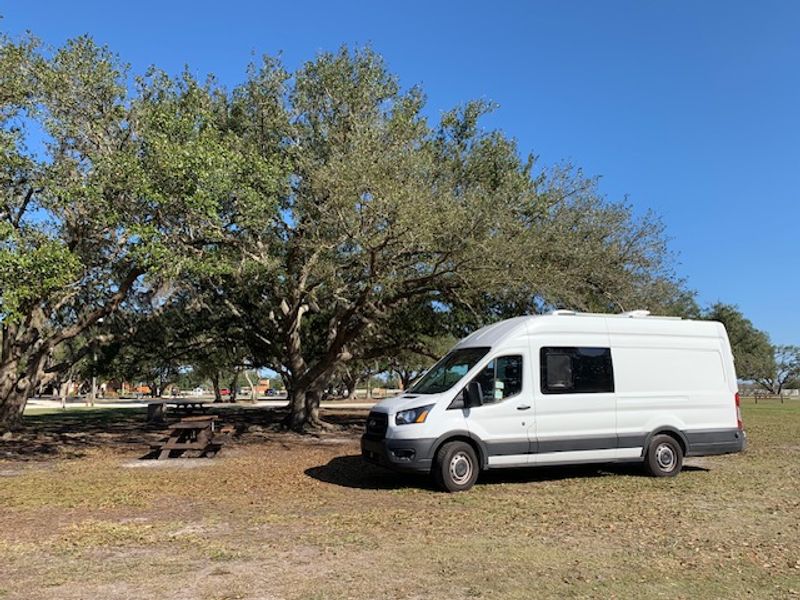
[218,48,692,430]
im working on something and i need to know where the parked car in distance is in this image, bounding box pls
[362,310,746,492]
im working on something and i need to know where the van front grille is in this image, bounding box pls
[365,411,388,439]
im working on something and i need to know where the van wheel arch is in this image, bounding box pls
[642,427,687,458]
[432,433,487,471]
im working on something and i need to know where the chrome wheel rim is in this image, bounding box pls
[449,452,473,485]
[655,443,676,471]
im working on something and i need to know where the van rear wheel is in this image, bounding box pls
[644,434,683,477]
[433,441,479,492]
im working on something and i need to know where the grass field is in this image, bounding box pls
[1,399,798,599]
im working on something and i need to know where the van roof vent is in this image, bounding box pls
[620,310,651,318]
[549,309,577,316]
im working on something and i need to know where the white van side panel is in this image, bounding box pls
[610,321,738,439]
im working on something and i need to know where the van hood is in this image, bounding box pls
[370,392,447,414]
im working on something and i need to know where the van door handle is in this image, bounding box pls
[517,405,531,411]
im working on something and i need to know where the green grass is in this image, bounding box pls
[0,400,798,599]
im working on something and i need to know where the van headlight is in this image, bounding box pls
[395,405,434,425]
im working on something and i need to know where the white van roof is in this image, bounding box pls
[454,310,725,349]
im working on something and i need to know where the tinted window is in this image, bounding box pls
[410,347,490,394]
[540,347,614,394]
[471,355,523,403]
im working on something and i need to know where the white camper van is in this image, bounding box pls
[362,310,746,492]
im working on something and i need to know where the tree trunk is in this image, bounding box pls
[0,352,49,432]
[284,382,309,431]
[0,375,29,431]
[277,296,365,431]
[305,388,328,429]
[229,372,239,403]
[283,385,335,432]
[211,372,223,403]
[398,369,415,391]
[242,370,257,402]
[342,370,359,401]
[60,373,73,410]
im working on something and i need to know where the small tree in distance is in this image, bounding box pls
[754,345,800,396]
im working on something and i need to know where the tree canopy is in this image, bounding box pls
[0,32,279,427]
[212,48,696,429]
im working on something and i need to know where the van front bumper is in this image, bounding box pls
[361,435,436,473]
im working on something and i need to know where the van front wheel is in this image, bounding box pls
[645,434,683,477]
[433,441,479,492]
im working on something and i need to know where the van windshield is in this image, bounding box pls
[409,347,490,394]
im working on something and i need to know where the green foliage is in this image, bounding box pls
[0,30,283,426]
[216,46,695,426]
[0,223,80,321]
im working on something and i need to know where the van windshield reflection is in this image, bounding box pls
[409,347,490,394]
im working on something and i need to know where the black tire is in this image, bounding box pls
[644,434,684,477]
[433,441,479,492]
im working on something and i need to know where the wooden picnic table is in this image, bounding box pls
[146,398,210,423]
[149,415,232,459]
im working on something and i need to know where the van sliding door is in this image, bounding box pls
[532,337,617,464]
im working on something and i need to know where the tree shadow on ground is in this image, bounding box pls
[305,455,711,491]
[2,405,368,462]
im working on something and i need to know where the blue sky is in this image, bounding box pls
[3,1,798,343]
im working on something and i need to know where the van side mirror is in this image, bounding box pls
[463,381,484,408]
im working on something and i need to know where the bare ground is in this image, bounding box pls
[0,400,798,599]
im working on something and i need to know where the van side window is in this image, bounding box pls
[472,355,523,403]
[540,347,614,394]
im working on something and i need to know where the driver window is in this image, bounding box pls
[472,355,523,404]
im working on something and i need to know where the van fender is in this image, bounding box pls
[430,430,490,470]
[640,426,689,458]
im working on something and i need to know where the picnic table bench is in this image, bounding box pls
[149,415,234,459]
[147,398,210,423]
